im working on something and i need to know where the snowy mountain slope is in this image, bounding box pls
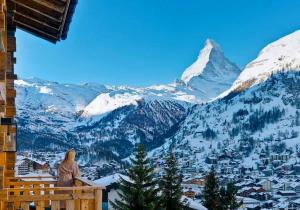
[15,38,239,134]
[73,99,187,161]
[15,29,300,179]
[16,78,107,116]
[15,78,109,149]
[75,39,242,120]
[152,71,300,172]
[81,84,198,119]
[181,39,240,100]
[16,78,189,161]
[152,30,300,172]
[223,30,300,96]
[14,38,240,155]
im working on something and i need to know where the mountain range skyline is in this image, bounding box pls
[15,0,300,86]
[15,29,300,180]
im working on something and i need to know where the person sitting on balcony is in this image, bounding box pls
[58,149,80,187]
[57,149,81,209]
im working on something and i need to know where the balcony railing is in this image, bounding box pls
[0,176,105,210]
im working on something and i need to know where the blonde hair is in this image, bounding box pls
[63,149,76,163]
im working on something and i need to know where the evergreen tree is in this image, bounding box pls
[110,144,160,210]
[202,168,220,210]
[226,183,242,210]
[219,186,227,210]
[160,149,184,210]
[296,110,300,126]
[219,183,242,210]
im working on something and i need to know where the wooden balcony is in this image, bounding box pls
[0,176,105,210]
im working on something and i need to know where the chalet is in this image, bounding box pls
[15,158,49,175]
[238,187,265,198]
[205,155,218,164]
[0,0,105,209]
[262,168,273,176]
[15,158,33,175]
[237,196,260,210]
[293,164,300,174]
[289,198,300,210]
[262,200,273,209]
[274,201,289,210]
[288,182,300,192]
[181,197,207,210]
[235,180,256,189]
[183,189,196,199]
[277,190,297,197]
[270,153,290,162]
[257,179,272,191]
[248,191,270,201]
[183,177,206,187]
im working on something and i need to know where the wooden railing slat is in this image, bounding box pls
[0,176,105,210]
[20,202,30,210]
[81,200,89,210]
[36,201,45,210]
[5,185,103,192]
[66,200,75,210]
[5,193,95,202]
[95,189,102,210]
[44,183,50,207]
[51,201,60,210]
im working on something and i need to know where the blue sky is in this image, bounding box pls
[16,0,300,86]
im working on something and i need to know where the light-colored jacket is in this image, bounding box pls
[57,160,80,187]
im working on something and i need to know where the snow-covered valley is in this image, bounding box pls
[17,30,300,184]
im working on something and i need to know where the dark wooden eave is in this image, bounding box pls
[7,0,78,43]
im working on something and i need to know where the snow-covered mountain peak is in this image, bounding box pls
[203,38,222,54]
[15,78,107,115]
[181,39,222,83]
[231,30,300,90]
[180,39,240,100]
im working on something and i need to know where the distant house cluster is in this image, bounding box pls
[16,157,49,175]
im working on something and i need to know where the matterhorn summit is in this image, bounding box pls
[181,39,240,100]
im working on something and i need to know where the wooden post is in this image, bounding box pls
[51,201,60,210]
[80,200,89,210]
[0,0,17,192]
[75,179,82,210]
[0,0,6,192]
[95,189,102,210]
[20,202,30,210]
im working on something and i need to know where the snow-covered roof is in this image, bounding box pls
[16,173,56,181]
[237,196,260,204]
[15,157,48,166]
[94,173,128,187]
[181,196,207,210]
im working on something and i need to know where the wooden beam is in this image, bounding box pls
[14,20,58,43]
[8,0,77,42]
[10,0,63,20]
[15,0,65,15]
[59,0,70,38]
[13,3,62,27]
[14,12,60,34]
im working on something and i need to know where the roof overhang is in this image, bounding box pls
[7,0,78,43]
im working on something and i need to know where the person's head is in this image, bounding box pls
[63,149,76,163]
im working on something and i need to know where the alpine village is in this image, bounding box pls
[1,1,300,210]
